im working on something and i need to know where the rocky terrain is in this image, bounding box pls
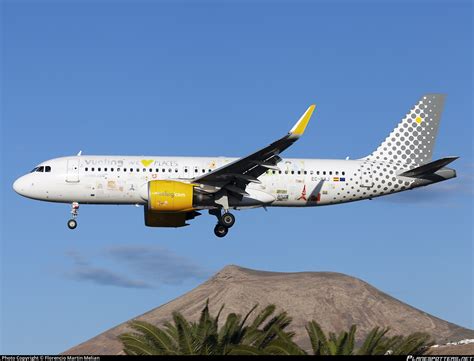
[64,265,473,355]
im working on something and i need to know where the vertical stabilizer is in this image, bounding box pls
[365,94,445,166]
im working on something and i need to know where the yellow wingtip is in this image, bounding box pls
[290,104,316,137]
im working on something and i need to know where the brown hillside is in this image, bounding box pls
[64,265,473,355]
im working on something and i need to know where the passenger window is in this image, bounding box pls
[208,169,211,173]
[297,171,301,175]
[291,171,294,175]
[323,171,326,175]
[184,169,188,173]
[168,168,172,173]
[156,168,159,172]
[335,171,339,175]
[123,168,126,172]
[92,167,95,172]
[149,168,152,172]
[104,168,107,172]
[162,168,165,172]
[329,171,332,175]
[304,171,307,175]
[137,168,140,172]
[175,169,178,173]
[272,170,276,174]
[85,167,88,172]
[45,166,51,172]
[194,168,198,173]
[310,170,313,175]
[342,171,345,175]
[130,168,133,172]
[285,171,288,174]
[111,168,114,172]
[279,171,282,174]
[98,167,101,172]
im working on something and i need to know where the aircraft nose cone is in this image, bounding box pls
[13,176,26,195]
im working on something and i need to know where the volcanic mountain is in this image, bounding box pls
[64,265,473,355]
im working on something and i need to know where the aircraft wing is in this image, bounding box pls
[192,105,316,195]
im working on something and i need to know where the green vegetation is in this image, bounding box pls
[118,301,432,355]
[305,321,432,355]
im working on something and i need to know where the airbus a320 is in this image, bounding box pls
[13,94,458,237]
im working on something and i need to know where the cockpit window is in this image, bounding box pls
[30,166,50,173]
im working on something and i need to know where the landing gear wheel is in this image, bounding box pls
[67,219,77,230]
[219,212,235,228]
[214,224,228,238]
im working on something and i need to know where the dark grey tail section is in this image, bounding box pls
[399,157,458,178]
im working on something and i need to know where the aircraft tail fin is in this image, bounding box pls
[399,156,458,178]
[365,94,445,166]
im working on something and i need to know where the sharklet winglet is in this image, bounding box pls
[289,104,316,138]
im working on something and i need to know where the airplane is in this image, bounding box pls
[13,94,458,238]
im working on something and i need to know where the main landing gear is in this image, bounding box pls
[210,210,236,238]
[214,224,228,238]
[220,212,235,228]
[67,202,79,230]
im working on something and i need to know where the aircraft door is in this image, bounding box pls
[66,159,80,183]
[360,162,374,188]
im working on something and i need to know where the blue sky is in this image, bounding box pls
[1,0,472,354]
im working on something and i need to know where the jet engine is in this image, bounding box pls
[148,180,196,212]
[143,180,212,227]
[142,180,214,227]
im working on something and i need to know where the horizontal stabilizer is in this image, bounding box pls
[399,157,459,178]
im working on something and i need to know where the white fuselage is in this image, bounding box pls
[13,155,453,209]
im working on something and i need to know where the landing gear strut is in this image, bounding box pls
[68,202,79,230]
[209,209,235,238]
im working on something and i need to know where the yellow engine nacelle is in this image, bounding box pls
[148,180,195,212]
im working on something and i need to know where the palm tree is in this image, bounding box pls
[118,300,300,355]
[306,321,356,355]
[305,321,433,355]
[119,301,433,355]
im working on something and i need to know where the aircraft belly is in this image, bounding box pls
[231,188,276,207]
[48,176,144,204]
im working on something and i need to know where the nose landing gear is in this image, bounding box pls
[67,219,77,229]
[67,202,79,230]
